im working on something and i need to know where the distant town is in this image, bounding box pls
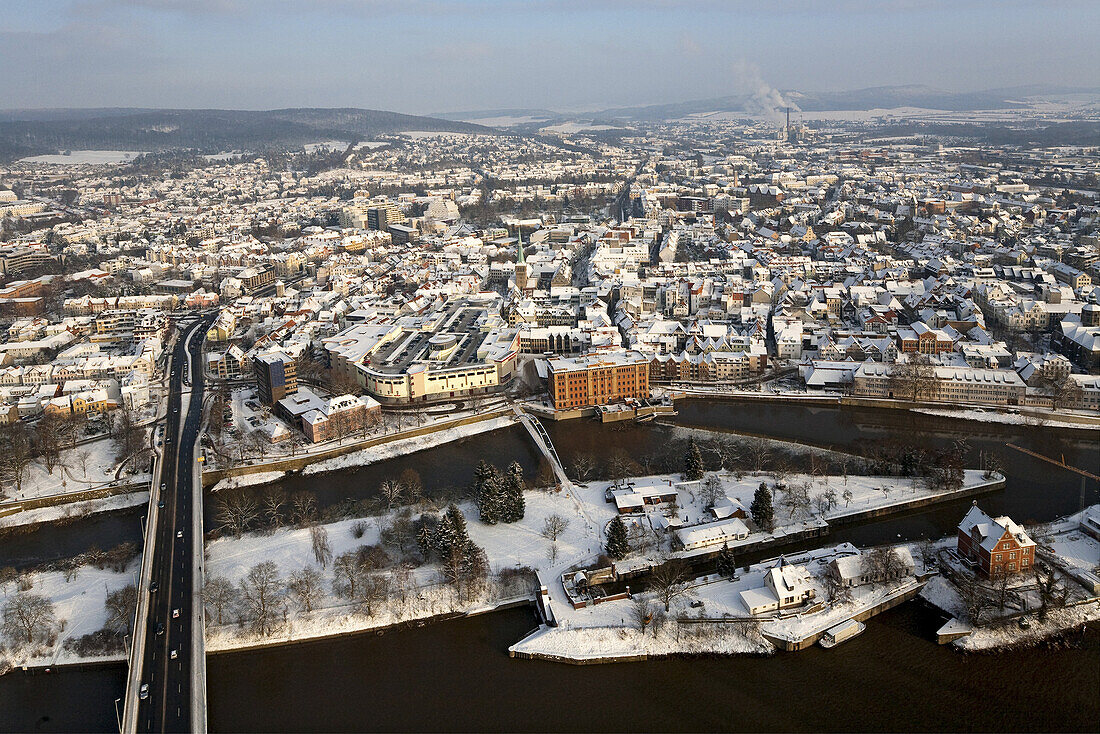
[0,108,1097,731]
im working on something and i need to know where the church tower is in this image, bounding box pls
[514,229,528,292]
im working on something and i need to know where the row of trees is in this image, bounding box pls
[0,406,145,496]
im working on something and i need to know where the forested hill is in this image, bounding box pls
[0,108,499,162]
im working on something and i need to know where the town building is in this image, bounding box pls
[956,505,1036,577]
[546,352,649,410]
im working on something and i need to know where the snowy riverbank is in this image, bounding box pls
[0,491,149,531]
[300,415,517,476]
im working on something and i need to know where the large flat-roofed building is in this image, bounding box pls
[323,296,519,404]
[852,363,1026,406]
[547,351,649,410]
[254,350,298,405]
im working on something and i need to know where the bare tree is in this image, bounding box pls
[355,574,390,617]
[75,449,92,478]
[916,539,938,571]
[379,479,404,509]
[246,430,268,461]
[1034,566,1070,622]
[398,468,423,504]
[261,487,287,529]
[1,592,58,645]
[546,543,559,565]
[648,558,695,612]
[541,513,570,541]
[104,584,137,635]
[238,561,284,636]
[700,474,724,509]
[0,424,33,494]
[35,413,65,475]
[379,509,417,556]
[289,491,317,525]
[1034,373,1084,411]
[216,491,259,538]
[571,453,596,481]
[332,550,366,600]
[821,568,852,603]
[605,448,640,481]
[202,576,237,625]
[630,595,653,634]
[310,524,333,568]
[112,406,146,465]
[745,437,771,471]
[287,566,325,614]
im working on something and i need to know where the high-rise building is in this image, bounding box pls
[254,350,298,405]
[366,203,406,231]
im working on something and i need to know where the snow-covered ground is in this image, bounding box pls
[210,471,287,493]
[912,407,1098,431]
[4,436,134,503]
[512,620,769,661]
[19,150,142,165]
[514,542,924,662]
[300,415,516,476]
[0,491,149,531]
[955,601,1100,651]
[0,563,138,669]
[203,484,603,651]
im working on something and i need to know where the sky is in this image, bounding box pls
[3,0,1099,115]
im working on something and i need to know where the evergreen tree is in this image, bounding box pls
[502,461,526,522]
[473,460,495,489]
[415,518,437,559]
[750,483,774,532]
[445,503,468,543]
[605,515,629,560]
[684,437,705,481]
[477,471,502,525]
[716,542,737,578]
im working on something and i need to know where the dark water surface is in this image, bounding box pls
[4,400,1099,732]
[205,605,1099,733]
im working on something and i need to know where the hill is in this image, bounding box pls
[0,107,499,162]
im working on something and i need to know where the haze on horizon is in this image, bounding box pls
[4,0,1099,115]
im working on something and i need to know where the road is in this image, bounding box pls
[135,315,211,733]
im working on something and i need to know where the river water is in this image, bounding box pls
[2,401,1098,731]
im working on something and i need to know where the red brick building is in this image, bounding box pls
[547,352,648,410]
[957,505,1036,578]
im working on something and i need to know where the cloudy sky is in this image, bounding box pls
[4,0,1099,114]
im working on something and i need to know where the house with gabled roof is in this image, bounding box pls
[956,504,1036,578]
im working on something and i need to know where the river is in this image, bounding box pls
[204,604,1098,733]
[2,400,1098,731]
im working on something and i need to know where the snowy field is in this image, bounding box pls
[19,150,141,165]
[0,562,137,669]
[5,436,133,503]
[203,485,603,651]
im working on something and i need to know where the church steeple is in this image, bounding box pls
[514,229,528,291]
